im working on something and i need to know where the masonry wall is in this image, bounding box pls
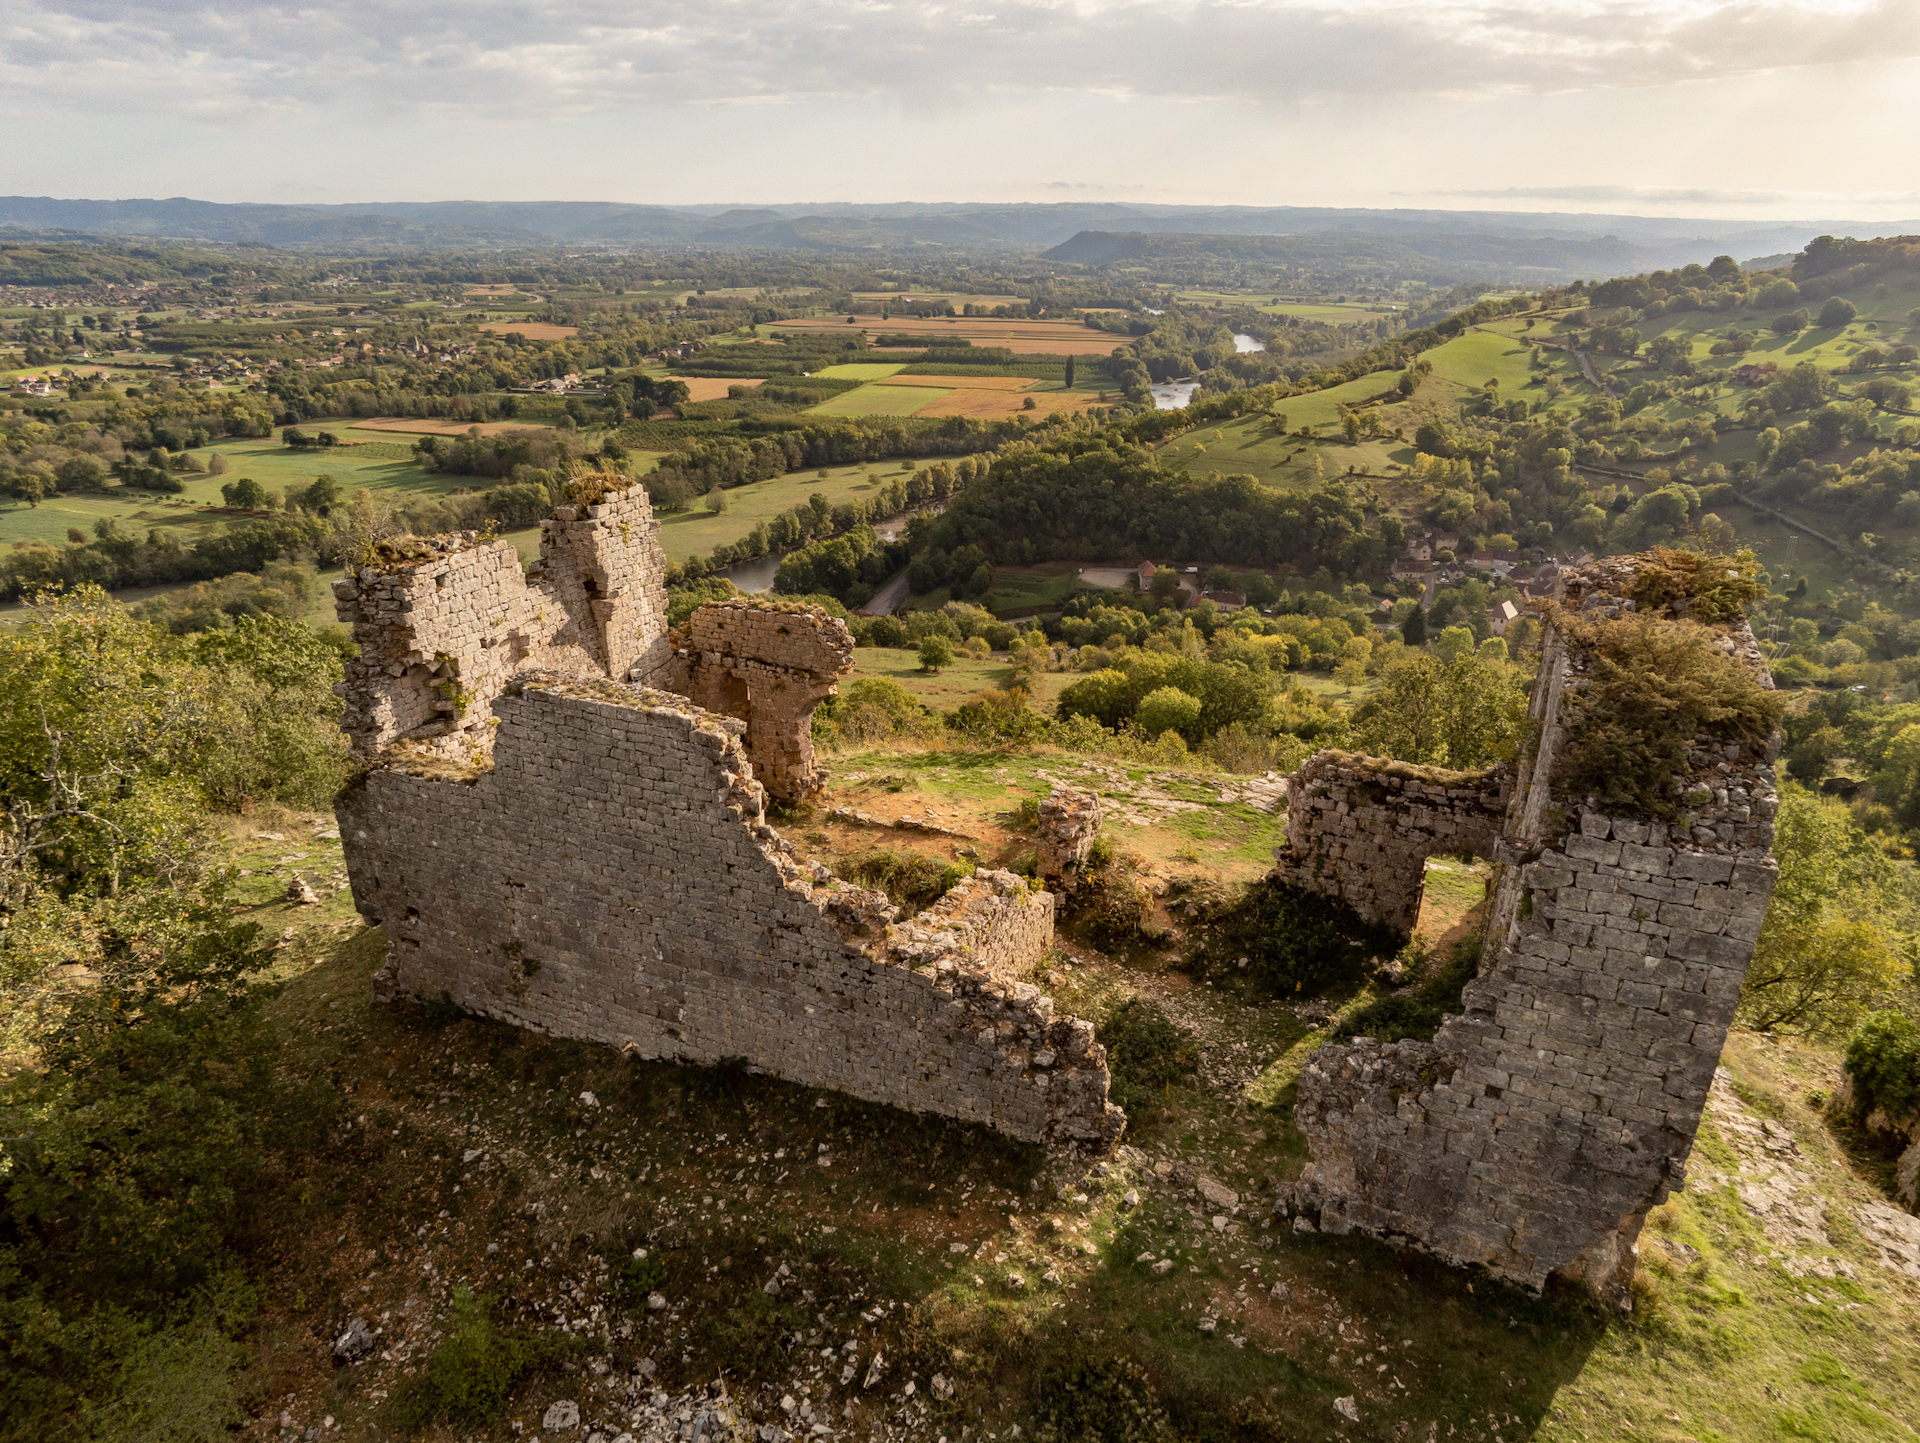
[332,481,671,761]
[337,672,1124,1148]
[664,599,855,802]
[1271,752,1509,938]
[1286,559,1780,1299]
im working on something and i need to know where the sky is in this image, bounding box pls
[1,0,1918,219]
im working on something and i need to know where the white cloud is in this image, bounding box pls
[2,0,1917,125]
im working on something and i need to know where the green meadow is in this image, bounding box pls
[807,384,947,418]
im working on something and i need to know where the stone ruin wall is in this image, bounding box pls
[331,479,848,802]
[332,482,1123,1148]
[1279,556,1781,1300]
[332,484,672,764]
[1271,752,1509,938]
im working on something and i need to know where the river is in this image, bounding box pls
[1234,333,1265,353]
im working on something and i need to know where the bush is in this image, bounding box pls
[1032,1353,1172,1443]
[388,1288,557,1432]
[1340,932,1483,1043]
[1844,1011,1920,1123]
[1134,685,1202,743]
[840,849,972,913]
[1097,999,1198,1115]
[1190,879,1396,997]
[1551,614,1785,820]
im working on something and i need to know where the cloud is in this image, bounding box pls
[1428,183,1920,210]
[2,0,1916,125]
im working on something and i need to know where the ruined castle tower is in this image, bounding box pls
[329,477,1124,1149]
[1273,555,1779,1300]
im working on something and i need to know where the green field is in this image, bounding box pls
[850,645,1075,711]
[811,362,906,380]
[654,458,946,562]
[807,384,948,418]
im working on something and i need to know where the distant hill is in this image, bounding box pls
[1042,228,1657,282]
[2,195,1918,278]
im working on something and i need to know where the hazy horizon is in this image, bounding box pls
[1,1,1915,221]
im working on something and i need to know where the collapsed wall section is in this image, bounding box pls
[1271,752,1508,938]
[1285,558,1780,1300]
[337,671,1123,1148]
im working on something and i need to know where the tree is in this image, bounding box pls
[1817,296,1858,330]
[220,478,273,510]
[1348,650,1528,769]
[1772,309,1809,336]
[917,634,954,673]
[1737,788,1904,1035]
[1134,685,1202,743]
[1400,607,1428,647]
[1434,625,1475,662]
[1063,355,1076,388]
[705,486,727,514]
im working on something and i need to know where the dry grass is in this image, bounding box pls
[669,376,764,402]
[477,322,579,340]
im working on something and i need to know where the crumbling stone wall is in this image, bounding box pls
[1271,753,1508,937]
[338,672,1123,1148]
[332,482,672,761]
[1035,787,1102,889]
[331,480,853,801]
[663,598,855,802]
[1284,558,1780,1300]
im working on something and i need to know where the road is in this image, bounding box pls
[858,567,912,616]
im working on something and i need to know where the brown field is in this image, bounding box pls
[347,417,542,437]
[478,322,578,340]
[914,389,1103,420]
[671,376,765,402]
[766,315,1125,355]
[876,373,1035,391]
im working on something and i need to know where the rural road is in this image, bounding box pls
[1570,347,1615,396]
[859,567,912,616]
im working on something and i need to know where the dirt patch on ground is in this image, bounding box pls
[347,417,537,437]
[478,322,579,340]
[670,376,765,402]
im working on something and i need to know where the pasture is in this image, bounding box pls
[652,457,956,563]
[346,417,537,437]
[806,385,950,419]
